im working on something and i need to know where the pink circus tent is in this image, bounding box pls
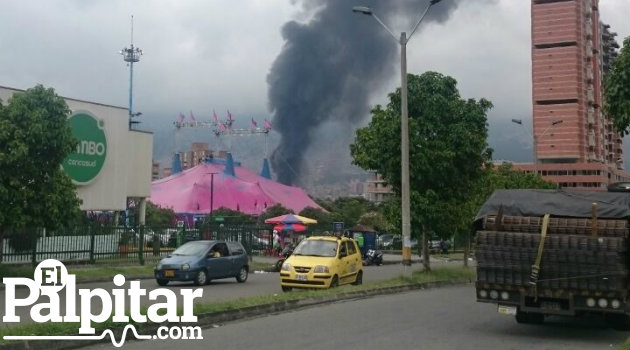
[149,162,322,215]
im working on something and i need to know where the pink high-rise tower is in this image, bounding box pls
[515,0,626,190]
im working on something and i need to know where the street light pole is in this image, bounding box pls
[353,0,443,266]
[511,119,563,175]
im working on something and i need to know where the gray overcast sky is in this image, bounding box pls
[1,0,628,167]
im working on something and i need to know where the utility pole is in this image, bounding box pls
[512,118,563,175]
[208,172,217,223]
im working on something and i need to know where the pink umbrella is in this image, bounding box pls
[273,223,307,232]
[265,213,317,224]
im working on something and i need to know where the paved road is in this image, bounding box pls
[1,260,445,326]
[85,284,628,350]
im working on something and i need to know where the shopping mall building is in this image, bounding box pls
[0,85,153,216]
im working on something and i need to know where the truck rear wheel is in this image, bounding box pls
[515,311,544,324]
[605,314,630,331]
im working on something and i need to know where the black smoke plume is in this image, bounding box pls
[267,0,461,186]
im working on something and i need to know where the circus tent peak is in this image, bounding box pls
[149,159,322,215]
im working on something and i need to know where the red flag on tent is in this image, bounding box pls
[213,110,218,123]
[177,113,184,123]
[190,111,196,122]
[264,119,273,130]
[219,123,226,132]
[251,118,258,128]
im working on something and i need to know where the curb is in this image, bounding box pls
[0,279,472,350]
[259,259,424,272]
[1,259,437,287]
[0,260,271,288]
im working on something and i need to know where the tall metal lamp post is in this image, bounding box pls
[353,0,444,266]
[511,118,563,175]
[120,15,143,130]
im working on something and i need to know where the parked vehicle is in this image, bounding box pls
[253,235,270,246]
[280,236,363,291]
[378,234,394,249]
[380,234,402,249]
[167,228,200,247]
[275,244,294,272]
[474,189,630,330]
[143,229,170,247]
[154,240,249,286]
[429,239,441,252]
[363,249,383,266]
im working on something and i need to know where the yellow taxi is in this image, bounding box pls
[280,235,363,291]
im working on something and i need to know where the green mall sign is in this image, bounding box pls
[61,111,108,185]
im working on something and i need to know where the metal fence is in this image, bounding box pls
[0,223,274,266]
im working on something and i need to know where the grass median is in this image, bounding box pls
[620,337,630,350]
[0,266,473,344]
[0,264,156,282]
[0,261,271,283]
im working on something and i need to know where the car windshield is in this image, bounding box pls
[293,240,338,257]
[171,242,208,256]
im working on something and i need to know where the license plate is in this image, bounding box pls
[164,270,175,278]
[497,305,517,315]
[296,274,307,281]
[541,301,561,310]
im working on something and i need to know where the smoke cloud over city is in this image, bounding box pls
[267,0,463,186]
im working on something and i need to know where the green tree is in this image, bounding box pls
[605,37,630,134]
[357,211,392,233]
[314,198,336,212]
[456,162,556,265]
[145,202,176,228]
[377,197,402,236]
[482,163,557,192]
[257,204,293,225]
[0,85,81,258]
[314,197,376,228]
[351,72,493,271]
[332,197,375,228]
[298,207,333,233]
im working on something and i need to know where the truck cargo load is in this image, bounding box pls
[474,189,629,330]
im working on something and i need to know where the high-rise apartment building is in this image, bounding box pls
[151,161,160,181]
[178,142,214,170]
[364,171,395,204]
[515,0,627,190]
